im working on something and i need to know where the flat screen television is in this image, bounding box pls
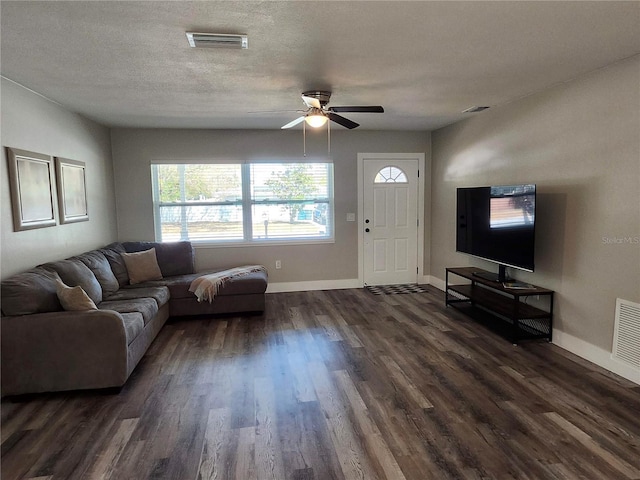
[456,184,536,282]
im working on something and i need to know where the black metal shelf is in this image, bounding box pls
[445,267,554,344]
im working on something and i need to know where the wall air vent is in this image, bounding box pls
[186,32,248,49]
[612,298,640,371]
[462,106,490,113]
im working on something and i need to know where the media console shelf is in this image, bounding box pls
[446,267,554,345]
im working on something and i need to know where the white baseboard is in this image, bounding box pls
[552,330,639,385]
[428,276,446,291]
[270,276,436,294]
[266,278,361,293]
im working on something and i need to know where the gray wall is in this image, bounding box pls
[430,55,640,351]
[1,78,118,279]
[110,129,430,284]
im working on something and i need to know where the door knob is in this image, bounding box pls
[365,219,370,223]
[365,228,370,233]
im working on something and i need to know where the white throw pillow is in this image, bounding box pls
[121,248,163,285]
[56,279,98,311]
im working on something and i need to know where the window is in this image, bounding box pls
[151,162,333,244]
[374,166,407,183]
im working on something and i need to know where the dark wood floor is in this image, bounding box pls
[2,286,639,480]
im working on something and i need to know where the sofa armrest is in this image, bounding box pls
[1,310,129,396]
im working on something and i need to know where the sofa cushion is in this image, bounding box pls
[126,269,268,299]
[121,312,144,345]
[104,286,170,309]
[100,242,129,287]
[56,279,98,311]
[1,267,62,316]
[98,298,158,325]
[121,248,163,285]
[41,259,103,305]
[75,250,120,297]
[123,241,195,277]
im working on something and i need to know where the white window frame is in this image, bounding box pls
[151,162,335,246]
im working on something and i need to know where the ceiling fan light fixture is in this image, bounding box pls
[305,113,328,128]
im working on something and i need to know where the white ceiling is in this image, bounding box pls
[2,1,639,131]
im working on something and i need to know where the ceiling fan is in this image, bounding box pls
[281,91,384,130]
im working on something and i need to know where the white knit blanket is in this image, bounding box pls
[188,265,266,303]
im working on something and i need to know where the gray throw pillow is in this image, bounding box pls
[75,250,120,297]
[41,259,103,305]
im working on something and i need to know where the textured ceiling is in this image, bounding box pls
[2,1,639,130]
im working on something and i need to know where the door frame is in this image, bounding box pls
[357,153,425,287]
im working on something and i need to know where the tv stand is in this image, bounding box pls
[446,267,554,344]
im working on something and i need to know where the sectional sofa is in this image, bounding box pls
[0,241,268,396]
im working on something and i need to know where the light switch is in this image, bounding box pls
[346,213,356,222]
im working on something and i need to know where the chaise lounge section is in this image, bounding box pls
[120,241,267,316]
[0,241,268,396]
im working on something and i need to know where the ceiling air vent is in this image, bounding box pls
[186,32,248,49]
[462,106,490,113]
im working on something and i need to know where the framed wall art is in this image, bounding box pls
[6,147,57,231]
[55,157,89,223]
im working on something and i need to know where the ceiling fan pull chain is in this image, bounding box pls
[328,118,331,155]
[303,119,306,157]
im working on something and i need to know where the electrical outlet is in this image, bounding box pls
[275,260,281,269]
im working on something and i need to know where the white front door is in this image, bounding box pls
[362,157,419,286]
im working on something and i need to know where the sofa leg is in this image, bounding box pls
[2,393,43,403]
[99,386,124,395]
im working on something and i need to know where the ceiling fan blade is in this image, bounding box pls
[327,112,359,129]
[328,106,384,113]
[302,95,322,109]
[281,116,306,129]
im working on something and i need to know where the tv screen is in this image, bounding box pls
[456,184,536,275]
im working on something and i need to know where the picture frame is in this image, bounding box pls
[55,157,89,224]
[6,147,57,231]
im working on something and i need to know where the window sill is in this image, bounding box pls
[190,238,336,249]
